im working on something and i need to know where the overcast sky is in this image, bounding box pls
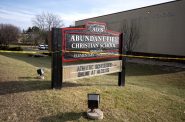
[0,0,174,30]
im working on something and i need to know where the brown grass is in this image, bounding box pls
[0,53,185,122]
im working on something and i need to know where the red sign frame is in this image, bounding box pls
[62,22,121,62]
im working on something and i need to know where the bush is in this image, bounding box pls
[0,46,8,50]
[9,47,23,51]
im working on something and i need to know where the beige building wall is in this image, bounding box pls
[75,0,185,56]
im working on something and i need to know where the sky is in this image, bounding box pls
[0,0,174,30]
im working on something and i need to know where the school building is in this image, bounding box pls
[75,0,185,56]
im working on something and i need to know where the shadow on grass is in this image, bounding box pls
[0,80,93,95]
[108,63,185,76]
[126,63,185,76]
[19,77,35,79]
[40,112,87,122]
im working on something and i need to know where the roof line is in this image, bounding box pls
[76,0,178,22]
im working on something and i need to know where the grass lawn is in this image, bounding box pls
[0,53,185,122]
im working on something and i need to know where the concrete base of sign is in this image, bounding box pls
[87,109,103,120]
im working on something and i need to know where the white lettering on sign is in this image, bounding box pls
[71,43,116,49]
[68,34,119,50]
[70,35,119,43]
[88,24,106,33]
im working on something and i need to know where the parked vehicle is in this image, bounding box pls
[38,44,48,50]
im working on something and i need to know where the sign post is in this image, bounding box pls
[51,21,125,89]
[118,33,125,86]
[51,28,63,89]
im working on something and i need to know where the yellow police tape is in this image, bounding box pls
[0,50,185,61]
[0,50,40,54]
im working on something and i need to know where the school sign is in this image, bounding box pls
[62,22,120,61]
[51,22,125,88]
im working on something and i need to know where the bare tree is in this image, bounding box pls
[32,12,64,44]
[32,12,64,31]
[0,24,20,47]
[120,19,140,53]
